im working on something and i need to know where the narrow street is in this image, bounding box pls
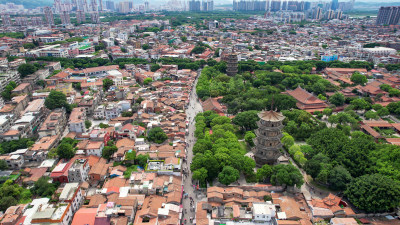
[182,70,203,224]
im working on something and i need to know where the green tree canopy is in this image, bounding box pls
[328,165,352,190]
[143,77,153,85]
[345,174,400,213]
[44,90,68,110]
[102,145,118,159]
[23,43,36,49]
[0,160,8,170]
[150,64,161,72]
[57,143,75,159]
[135,154,150,168]
[244,131,256,147]
[147,127,168,144]
[256,164,272,182]
[103,78,114,91]
[350,72,368,85]
[350,98,371,110]
[192,167,208,186]
[17,63,36,78]
[85,120,92,129]
[1,81,17,101]
[218,166,240,185]
[232,110,259,131]
[329,92,345,106]
[31,177,58,197]
[270,164,304,188]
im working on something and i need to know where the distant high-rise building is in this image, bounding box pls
[15,17,28,26]
[54,0,62,13]
[83,0,89,11]
[1,14,12,27]
[31,17,44,26]
[99,0,103,11]
[71,0,77,8]
[118,1,132,13]
[91,0,98,11]
[270,0,281,12]
[233,0,266,11]
[336,10,342,19]
[44,6,55,26]
[60,10,71,25]
[331,0,339,10]
[312,7,322,19]
[76,10,86,23]
[326,9,335,19]
[202,0,213,11]
[189,0,201,11]
[105,1,115,10]
[91,11,100,23]
[287,1,295,10]
[144,1,149,11]
[376,6,400,25]
[76,0,84,11]
[281,0,287,10]
[304,1,311,10]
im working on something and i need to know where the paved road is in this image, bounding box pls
[182,71,203,224]
[282,147,331,201]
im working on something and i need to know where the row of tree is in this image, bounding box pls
[191,111,255,186]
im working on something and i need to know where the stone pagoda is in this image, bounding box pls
[226,51,238,76]
[253,110,285,166]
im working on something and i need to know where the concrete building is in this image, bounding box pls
[189,0,201,11]
[1,14,12,26]
[44,7,55,26]
[68,159,90,183]
[376,6,400,25]
[59,183,84,213]
[76,10,86,24]
[69,107,86,133]
[105,0,115,10]
[60,11,71,26]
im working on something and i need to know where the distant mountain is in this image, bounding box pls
[0,0,53,9]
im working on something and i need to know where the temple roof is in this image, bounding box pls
[258,110,285,122]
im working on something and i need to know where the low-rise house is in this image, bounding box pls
[76,140,104,157]
[68,159,90,183]
[11,83,32,95]
[22,167,47,184]
[330,218,358,225]
[50,160,73,183]
[89,158,109,183]
[0,204,26,225]
[0,114,15,134]
[0,95,29,117]
[30,135,59,152]
[38,108,67,138]
[114,138,135,161]
[0,154,24,170]
[59,183,84,213]
[69,107,86,133]
[115,123,145,139]
[30,202,73,225]
[93,105,105,119]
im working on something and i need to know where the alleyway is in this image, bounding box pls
[182,70,203,224]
